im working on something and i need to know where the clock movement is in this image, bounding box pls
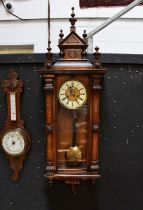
[40,7,106,193]
[0,70,31,181]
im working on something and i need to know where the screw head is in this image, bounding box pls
[6,3,12,10]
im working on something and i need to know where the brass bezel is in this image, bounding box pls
[1,128,26,157]
[58,80,87,110]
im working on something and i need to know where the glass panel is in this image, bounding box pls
[57,103,88,169]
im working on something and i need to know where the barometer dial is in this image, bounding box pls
[2,130,25,156]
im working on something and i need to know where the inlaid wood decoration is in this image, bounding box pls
[80,0,143,7]
[40,7,106,193]
[0,70,31,181]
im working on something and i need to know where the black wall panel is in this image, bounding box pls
[0,55,143,210]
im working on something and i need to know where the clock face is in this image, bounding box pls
[58,80,87,109]
[2,130,25,156]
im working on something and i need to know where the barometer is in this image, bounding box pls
[0,70,31,181]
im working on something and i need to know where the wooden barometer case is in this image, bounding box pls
[40,8,106,193]
[0,70,31,181]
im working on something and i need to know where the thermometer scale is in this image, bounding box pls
[10,92,16,121]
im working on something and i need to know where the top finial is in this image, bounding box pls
[59,29,64,44]
[45,40,53,68]
[93,46,102,68]
[69,7,77,32]
[71,7,75,19]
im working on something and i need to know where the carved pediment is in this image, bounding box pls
[67,35,80,44]
[59,31,86,47]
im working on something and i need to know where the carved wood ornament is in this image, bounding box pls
[0,70,31,181]
[40,7,106,193]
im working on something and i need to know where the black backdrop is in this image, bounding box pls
[0,54,143,210]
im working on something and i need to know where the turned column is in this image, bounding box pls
[44,75,56,174]
[91,76,102,173]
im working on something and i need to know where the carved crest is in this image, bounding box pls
[2,69,23,92]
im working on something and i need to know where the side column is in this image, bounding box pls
[91,76,102,174]
[44,75,56,176]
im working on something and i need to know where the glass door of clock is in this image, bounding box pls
[57,101,88,170]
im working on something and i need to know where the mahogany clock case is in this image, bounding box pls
[0,55,143,210]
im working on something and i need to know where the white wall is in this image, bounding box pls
[0,0,143,54]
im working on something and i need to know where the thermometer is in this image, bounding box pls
[10,92,16,121]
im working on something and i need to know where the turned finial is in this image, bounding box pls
[93,46,101,68]
[83,30,88,44]
[69,7,77,32]
[59,29,64,44]
[45,41,53,68]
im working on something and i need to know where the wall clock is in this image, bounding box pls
[40,7,106,193]
[0,70,31,181]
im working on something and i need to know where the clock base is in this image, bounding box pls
[45,173,101,194]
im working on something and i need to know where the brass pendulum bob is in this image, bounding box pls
[66,110,82,165]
